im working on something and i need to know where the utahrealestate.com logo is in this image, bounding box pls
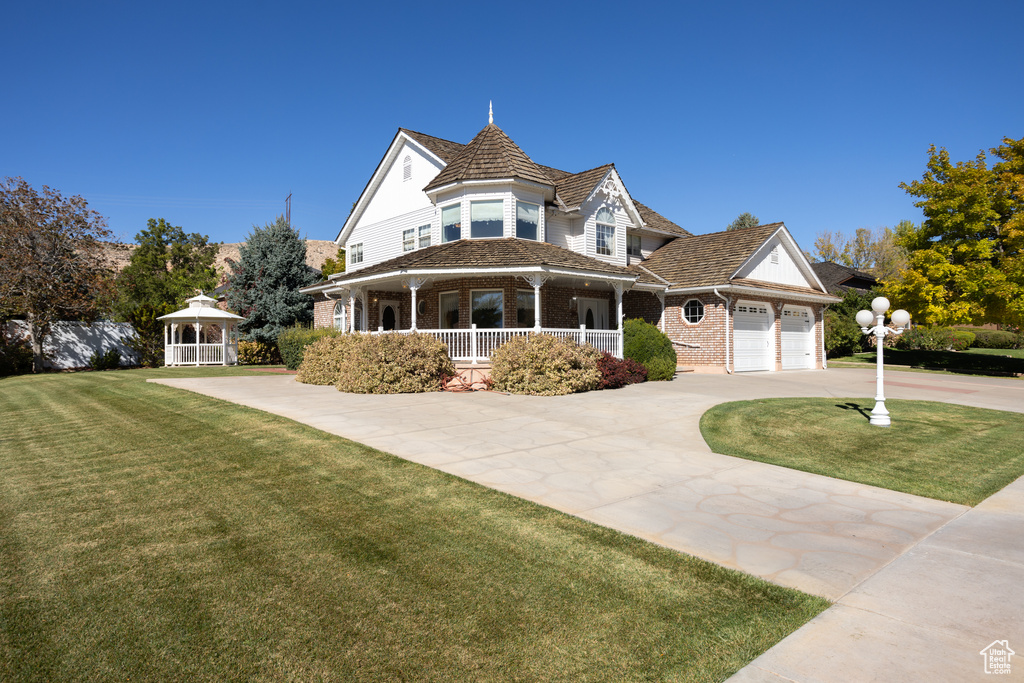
[980,640,1015,675]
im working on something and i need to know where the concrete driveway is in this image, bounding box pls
[151,367,1024,681]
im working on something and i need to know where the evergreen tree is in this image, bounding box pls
[227,216,319,345]
[726,212,760,231]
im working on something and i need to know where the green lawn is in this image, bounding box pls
[0,368,826,682]
[829,347,1024,376]
[700,398,1024,506]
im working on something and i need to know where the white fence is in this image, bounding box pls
[5,320,139,369]
[367,325,622,363]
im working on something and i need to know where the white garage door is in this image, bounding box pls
[734,302,772,372]
[781,306,813,370]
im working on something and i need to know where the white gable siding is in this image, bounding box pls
[545,214,572,249]
[346,206,435,272]
[354,141,442,229]
[734,236,813,287]
[581,197,628,268]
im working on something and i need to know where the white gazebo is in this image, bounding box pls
[158,293,245,366]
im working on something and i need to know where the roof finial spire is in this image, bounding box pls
[488,100,493,125]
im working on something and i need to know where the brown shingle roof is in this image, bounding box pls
[553,165,614,209]
[639,223,786,288]
[422,124,554,192]
[331,238,633,283]
[810,261,877,293]
[401,129,466,163]
[632,201,691,237]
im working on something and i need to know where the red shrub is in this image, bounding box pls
[597,353,648,389]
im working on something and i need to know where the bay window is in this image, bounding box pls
[471,200,503,238]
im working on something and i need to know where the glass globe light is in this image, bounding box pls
[856,310,875,327]
[871,296,890,314]
[891,309,911,328]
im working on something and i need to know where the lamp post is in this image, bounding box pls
[856,297,911,427]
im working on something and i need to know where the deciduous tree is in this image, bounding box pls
[0,177,112,372]
[884,137,1024,327]
[320,247,346,278]
[227,216,319,345]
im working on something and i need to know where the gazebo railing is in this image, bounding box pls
[166,343,230,366]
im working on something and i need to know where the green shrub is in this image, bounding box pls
[332,332,455,394]
[824,290,875,357]
[623,318,676,381]
[961,328,1017,349]
[490,334,601,396]
[897,327,970,351]
[88,348,122,371]
[295,335,351,386]
[277,325,341,370]
[238,340,282,365]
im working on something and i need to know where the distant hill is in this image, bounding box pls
[101,240,339,285]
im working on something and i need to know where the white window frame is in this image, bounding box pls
[349,243,363,265]
[442,203,462,243]
[333,301,347,331]
[627,233,642,258]
[596,208,615,256]
[402,228,415,252]
[470,288,504,329]
[516,200,540,241]
[470,200,504,239]
[682,299,705,324]
[418,224,431,249]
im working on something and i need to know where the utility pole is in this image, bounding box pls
[285,192,292,227]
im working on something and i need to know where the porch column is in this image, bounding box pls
[404,277,428,331]
[163,323,169,366]
[521,274,548,331]
[656,290,666,333]
[361,290,368,332]
[194,321,200,366]
[348,290,356,333]
[613,283,625,359]
[221,323,228,366]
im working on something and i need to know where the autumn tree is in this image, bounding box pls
[112,218,219,365]
[884,137,1024,327]
[227,216,319,345]
[0,177,113,372]
[726,212,760,231]
[811,226,907,279]
[320,247,346,278]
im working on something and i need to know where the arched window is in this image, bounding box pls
[403,155,412,181]
[596,208,615,256]
[333,301,347,330]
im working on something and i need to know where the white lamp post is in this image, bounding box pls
[856,297,911,426]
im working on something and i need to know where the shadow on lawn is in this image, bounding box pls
[846,349,1024,377]
[836,402,872,422]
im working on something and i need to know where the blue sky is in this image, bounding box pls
[5,1,1022,253]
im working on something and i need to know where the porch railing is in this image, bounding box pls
[365,325,622,363]
[164,343,234,366]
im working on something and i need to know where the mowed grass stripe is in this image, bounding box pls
[1,369,826,681]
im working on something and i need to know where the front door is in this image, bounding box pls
[578,298,609,329]
[379,300,399,331]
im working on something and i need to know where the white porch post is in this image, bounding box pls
[348,290,356,333]
[163,323,169,366]
[221,323,227,365]
[613,283,625,359]
[656,290,666,333]
[471,324,478,364]
[404,277,427,331]
[194,320,200,366]
[521,274,548,332]
[361,291,368,332]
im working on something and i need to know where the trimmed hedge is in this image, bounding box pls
[958,328,1018,349]
[312,332,456,394]
[277,326,340,370]
[623,318,677,381]
[898,327,973,352]
[490,334,602,396]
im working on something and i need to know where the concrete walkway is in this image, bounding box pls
[151,368,1024,681]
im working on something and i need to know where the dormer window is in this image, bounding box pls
[596,208,615,256]
[403,155,412,181]
[471,200,503,238]
[442,204,462,242]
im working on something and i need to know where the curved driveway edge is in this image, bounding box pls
[150,368,1024,681]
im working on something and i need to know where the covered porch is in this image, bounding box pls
[158,294,245,366]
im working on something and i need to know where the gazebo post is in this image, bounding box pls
[194,320,200,366]
[222,323,228,366]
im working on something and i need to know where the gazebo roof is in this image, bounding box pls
[158,293,245,322]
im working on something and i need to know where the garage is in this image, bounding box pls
[733,302,773,371]
[781,306,814,369]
